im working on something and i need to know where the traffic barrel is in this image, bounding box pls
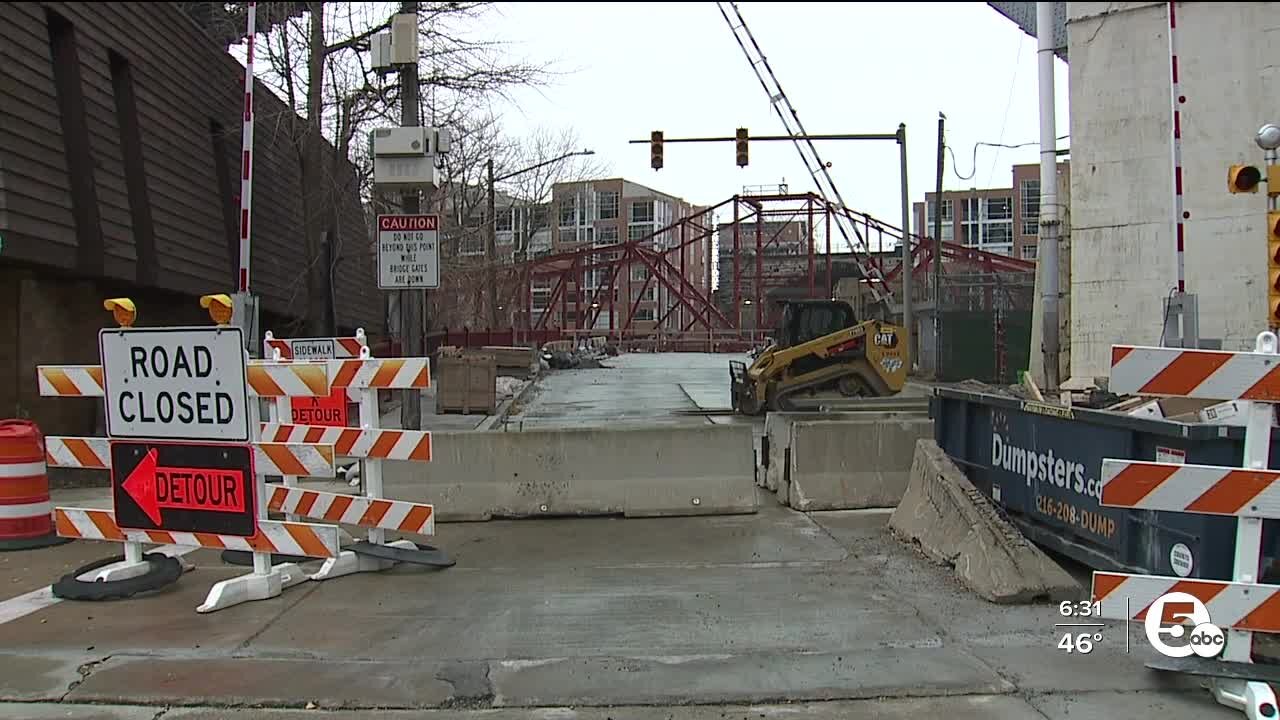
[0,419,69,550]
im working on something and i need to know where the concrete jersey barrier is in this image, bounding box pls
[889,439,1078,604]
[760,411,930,507]
[783,417,934,511]
[382,425,758,521]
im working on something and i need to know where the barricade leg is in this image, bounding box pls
[199,401,308,613]
[81,540,152,582]
[1212,336,1280,717]
[310,384,414,581]
[271,395,300,522]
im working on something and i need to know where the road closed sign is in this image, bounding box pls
[100,326,250,442]
[377,214,440,289]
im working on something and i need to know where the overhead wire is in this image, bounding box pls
[946,136,1069,184]
[986,40,1024,186]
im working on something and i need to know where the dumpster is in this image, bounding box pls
[931,386,1280,581]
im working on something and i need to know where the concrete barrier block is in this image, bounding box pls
[763,414,791,492]
[786,418,934,511]
[761,411,926,502]
[889,439,1079,604]
[382,425,759,522]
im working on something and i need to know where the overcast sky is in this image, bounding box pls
[477,1,1071,244]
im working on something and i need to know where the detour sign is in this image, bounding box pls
[290,388,349,427]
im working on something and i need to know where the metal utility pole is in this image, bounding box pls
[399,0,422,431]
[487,158,497,329]
[1037,1,1061,389]
[933,113,945,379]
[898,124,912,366]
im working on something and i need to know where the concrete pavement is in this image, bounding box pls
[503,352,752,430]
[0,495,1231,717]
[0,354,1238,717]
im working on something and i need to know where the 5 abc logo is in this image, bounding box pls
[1144,592,1226,658]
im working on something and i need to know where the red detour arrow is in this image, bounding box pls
[122,448,247,526]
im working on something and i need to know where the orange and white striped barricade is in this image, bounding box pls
[37,295,344,613]
[261,329,369,521]
[1093,331,1280,718]
[256,352,435,581]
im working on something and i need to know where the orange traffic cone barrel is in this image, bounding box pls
[0,420,70,550]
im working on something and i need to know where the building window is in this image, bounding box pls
[1020,179,1040,235]
[633,307,655,322]
[529,206,549,231]
[963,197,981,222]
[630,201,654,224]
[628,225,651,242]
[986,197,1012,221]
[1022,244,1038,260]
[926,199,953,224]
[985,223,1012,245]
[597,226,619,245]
[961,224,980,246]
[559,228,577,244]
[559,197,577,227]
[631,265,651,282]
[598,191,619,220]
[495,208,513,233]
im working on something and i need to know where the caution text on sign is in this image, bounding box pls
[377,214,440,290]
[100,326,251,442]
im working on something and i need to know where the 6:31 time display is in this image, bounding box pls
[1060,600,1101,617]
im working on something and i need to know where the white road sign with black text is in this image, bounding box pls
[289,339,335,359]
[377,214,440,289]
[100,326,250,442]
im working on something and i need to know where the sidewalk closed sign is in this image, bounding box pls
[100,327,250,442]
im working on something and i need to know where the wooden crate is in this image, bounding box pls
[480,345,536,370]
[435,353,497,415]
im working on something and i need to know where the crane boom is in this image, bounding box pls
[716,1,897,308]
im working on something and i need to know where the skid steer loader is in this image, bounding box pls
[729,299,908,415]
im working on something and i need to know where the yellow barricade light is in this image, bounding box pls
[200,294,235,326]
[103,298,137,328]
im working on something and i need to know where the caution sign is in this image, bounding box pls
[291,389,349,427]
[377,214,440,289]
[99,326,250,442]
[110,440,257,537]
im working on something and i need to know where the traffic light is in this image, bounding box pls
[1270,211,1280,324]
[1229,164,1263,193]
[735,128,749,167]
[650,131,663,170]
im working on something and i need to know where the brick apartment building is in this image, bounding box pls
[912,161,1070,261]
[435,178,712,332]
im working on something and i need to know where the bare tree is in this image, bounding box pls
[500,125,611,261]
[242,2,553,334]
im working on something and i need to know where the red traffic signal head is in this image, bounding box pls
[1229,164,1263,193]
